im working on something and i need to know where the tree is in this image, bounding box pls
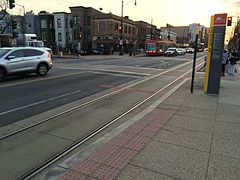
[0,0,11,34]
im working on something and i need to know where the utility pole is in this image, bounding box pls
[150,19,153,40]
[119,0,137,55]
[15,3,25,34]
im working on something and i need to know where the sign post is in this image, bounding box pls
[204,13,227,95]
[190,26,199,93]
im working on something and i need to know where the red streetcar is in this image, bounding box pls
[145,40,176,56]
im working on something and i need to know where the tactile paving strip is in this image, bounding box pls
[91,164,120,180]
[71,159,101,175]
[59,108,175,180]
[59,171,88,180]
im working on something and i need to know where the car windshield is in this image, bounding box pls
[167,48,175,51]
[0,49,11,58]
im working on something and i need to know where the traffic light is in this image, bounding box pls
[11,18,18,38]
[227,17,232,26]
[9,0,15,9]
[12,19,17,30]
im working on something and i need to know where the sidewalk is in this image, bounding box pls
[41,72,240,180]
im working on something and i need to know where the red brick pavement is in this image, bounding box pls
[59,108,175,180]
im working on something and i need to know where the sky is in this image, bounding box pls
[9,0,240,27]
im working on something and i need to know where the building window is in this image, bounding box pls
[87,16,91,26]
[132,27,135,35]
[65,18,68,28]
[58,33,62,41]
[124,25,127,33]
[83,16,86,25]
[99,21,105,32]
[87,30,91,36]
[74,30,79,40]
[41,19,47,28]
[57,19,62,28]
[73,16,78,24]
[49,20,53,29]
[115,23,118,32]
[128,26,131,34]
[42,33,47,41]
[66,32,69,42]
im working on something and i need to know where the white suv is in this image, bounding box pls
[0,47,52,79]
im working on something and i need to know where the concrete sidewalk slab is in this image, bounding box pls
[212,133,240,159]
[153,126,212,152]
[207,153,240,180]
[117,165,173,180]
[130,141,209,180]
[166,114,215,132]
[176,106,216,120]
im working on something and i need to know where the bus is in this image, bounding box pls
[145,40,176,56]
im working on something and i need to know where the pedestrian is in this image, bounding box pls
[221,50,229,76]
[227,49,238,75]
[203,55,207,69]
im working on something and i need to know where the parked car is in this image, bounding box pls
[176,48,186,55]
[186,47,195,53]
[0,47,52,79]
[164,48,178,56]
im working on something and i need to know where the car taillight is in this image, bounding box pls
[48,52,51,59]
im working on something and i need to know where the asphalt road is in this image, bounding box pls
[0,71,140,127]
[0,53,202,127]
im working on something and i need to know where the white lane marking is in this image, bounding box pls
[57,67,151,76]
[0,90,82,116]
[0,72,87,89]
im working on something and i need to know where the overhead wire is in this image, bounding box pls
[194,0,210,25]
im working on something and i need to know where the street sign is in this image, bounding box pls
[204,13,227,94]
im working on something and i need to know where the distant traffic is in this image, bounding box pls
[145,39,201,56]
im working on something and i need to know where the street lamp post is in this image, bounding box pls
[119,1,124,55]
[15,3,25,33]
[119,0,137,55]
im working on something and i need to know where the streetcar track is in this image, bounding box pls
[19,61,204,180]
[0,56,204,141]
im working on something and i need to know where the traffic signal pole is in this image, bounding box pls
[190,30,199,93]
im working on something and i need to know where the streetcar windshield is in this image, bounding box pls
[146,43,156,51]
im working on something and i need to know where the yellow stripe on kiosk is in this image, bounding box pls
[204,15,214,93]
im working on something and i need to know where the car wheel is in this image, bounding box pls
[37,63,48,76]
[0,67,6,80]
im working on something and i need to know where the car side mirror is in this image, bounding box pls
[6,56,15,60]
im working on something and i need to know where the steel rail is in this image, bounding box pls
[18,61,204,180]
